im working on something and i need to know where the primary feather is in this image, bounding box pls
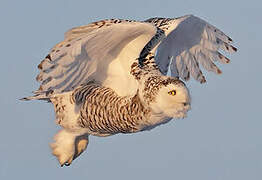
[147,15,237,82]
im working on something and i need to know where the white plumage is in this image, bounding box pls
[22,15,237,166]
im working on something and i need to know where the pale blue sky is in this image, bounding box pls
[0,0,261,179]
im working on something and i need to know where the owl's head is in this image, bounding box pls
[140,76,191,118]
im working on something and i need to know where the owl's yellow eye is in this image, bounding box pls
[168,90,176,96]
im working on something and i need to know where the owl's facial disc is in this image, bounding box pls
[151,79,191,118]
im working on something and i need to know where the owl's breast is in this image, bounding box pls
[138,112,173,131]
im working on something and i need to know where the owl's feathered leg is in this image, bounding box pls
[50,129,89,167]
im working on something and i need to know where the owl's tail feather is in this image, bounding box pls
[20,93,50,101]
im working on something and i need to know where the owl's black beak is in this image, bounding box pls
[183,102,190,106]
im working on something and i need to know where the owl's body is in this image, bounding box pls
[52,69,190,136]
[49,59,190,166]
[22,15,236,166]
[52,79,189,137]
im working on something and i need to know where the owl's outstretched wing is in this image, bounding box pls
[151,15,237,83]
[28,22,156,100]
[23,15,237,100]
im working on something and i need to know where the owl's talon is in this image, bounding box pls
[50,129,89,167]
[64,162,71,166]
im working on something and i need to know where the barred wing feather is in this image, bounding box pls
[34,22,156,99]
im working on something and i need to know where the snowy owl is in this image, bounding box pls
[22,15,237,166]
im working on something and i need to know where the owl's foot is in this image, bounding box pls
[50,129,89,167]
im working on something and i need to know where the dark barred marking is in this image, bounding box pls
[72,83,150,135]
[42,77,53,85]
[43,64,57,73]
[138,28,165,66]
[145,17,174,32]
[145,17,173,27]
[131,52,160,80]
